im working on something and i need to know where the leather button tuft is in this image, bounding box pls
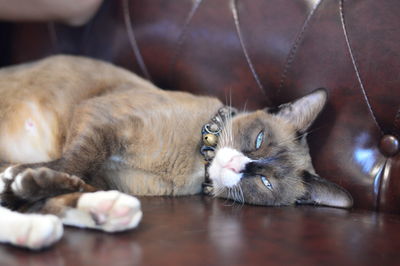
[379,135,399,157]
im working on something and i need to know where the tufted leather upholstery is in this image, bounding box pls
[2,0,400,212]
[2,0,400,213]
[2,0,400,264]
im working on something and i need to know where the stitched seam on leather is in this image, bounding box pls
[278,0,323,92]
[169,0,203,80]
[230,0,267,100]
[339,0,383,135]
[122,0,152,81]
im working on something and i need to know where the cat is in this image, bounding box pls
[0,55,352,250]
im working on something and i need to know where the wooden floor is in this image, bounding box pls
[1,195,400,266]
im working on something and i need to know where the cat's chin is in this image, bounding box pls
[213,169,243,188]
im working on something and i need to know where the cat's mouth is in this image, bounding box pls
[208,147,252,188]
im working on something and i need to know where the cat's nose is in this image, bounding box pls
[224,155,251,173]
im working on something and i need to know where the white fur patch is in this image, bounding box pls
[1,166,15,180]
[63,190,142,232]
[0,166,15,194]
[24,118,36,133]
[11,173,24,193]
[0,179,4,194]
[0,207,63,250]
[209,147,252,188]
[62,209,95,228]
[0,101,58,163]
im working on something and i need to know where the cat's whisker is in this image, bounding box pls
[229,186,238,206]
[224,126,230,148]
[217,186,226,197]
[229,111,234,145]
[232,185,244,206]
[232,185,238,204]
[233,186,239,203]
[220,115,234,148]
[212,184,225,198]
[224,188,236,206]
[223,117,233,147]
[232,187,239,206]
[229,88,233,111]
[238,184,245,205]
[231,187,236,201]
[220,125,227,147]
[242,100,248,113]
[236,186,245,208]
[221,122,227,147]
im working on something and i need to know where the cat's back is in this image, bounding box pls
[0,55,157,163]
[0,55,156,95]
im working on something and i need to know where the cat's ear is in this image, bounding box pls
[296,171,353,208]
[266,88,327,133]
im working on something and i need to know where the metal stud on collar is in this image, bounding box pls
[200,106,237,192]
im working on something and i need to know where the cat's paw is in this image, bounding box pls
[63,190,142,232]
[0,166,88,207]
[11,167,85,198]
[5,213,63,250]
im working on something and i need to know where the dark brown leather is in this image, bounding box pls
[2,0,400,213]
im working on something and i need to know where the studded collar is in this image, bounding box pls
[200,106,237,190]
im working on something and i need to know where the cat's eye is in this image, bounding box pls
[261,176,273,191]
[255,131,264,150]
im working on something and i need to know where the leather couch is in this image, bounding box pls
[1,0,400,265]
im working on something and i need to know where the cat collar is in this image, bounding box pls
[200,106,237,193]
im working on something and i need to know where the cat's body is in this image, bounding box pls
[0,56,221,195]
[0,55,352,250]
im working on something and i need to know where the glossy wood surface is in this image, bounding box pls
[1,196,400,266]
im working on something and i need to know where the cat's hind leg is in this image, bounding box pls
[41,191,142,233]
[0,206,63,250]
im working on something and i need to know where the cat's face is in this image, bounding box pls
[208,89,353,208]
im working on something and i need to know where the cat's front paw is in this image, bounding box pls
[5,213,63,250]
[63,190,142,232]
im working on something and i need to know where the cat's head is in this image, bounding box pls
[208,89,353,208]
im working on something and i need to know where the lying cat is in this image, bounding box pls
[0,55,352,250]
